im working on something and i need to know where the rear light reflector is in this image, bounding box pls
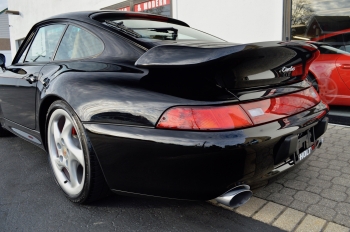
[315,110,327,120]
[156,87,323,131]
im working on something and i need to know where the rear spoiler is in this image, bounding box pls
[135,44,247,67]
[136,41,320,90]
[135,42,319,68]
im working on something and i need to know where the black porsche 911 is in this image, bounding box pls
[0,11,328,207]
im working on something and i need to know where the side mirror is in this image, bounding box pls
[0,53,5,70]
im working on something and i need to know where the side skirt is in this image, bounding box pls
[0,117,45,150]
[111,189,196,201]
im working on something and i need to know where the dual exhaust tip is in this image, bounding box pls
[215,185,253,208]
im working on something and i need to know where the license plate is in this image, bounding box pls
[299,147,312,161]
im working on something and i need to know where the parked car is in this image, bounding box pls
[0,11,328,207]
[307,43,350,106]
[310,28,350,52]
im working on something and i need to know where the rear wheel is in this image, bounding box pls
[47,100,110,203]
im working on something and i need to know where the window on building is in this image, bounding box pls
[54,25,104,60]
[292,0,350,51]
[25,24,66,63]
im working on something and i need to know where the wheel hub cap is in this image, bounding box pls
[62,146,68,159]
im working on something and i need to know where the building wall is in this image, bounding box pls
[0,38,11,50]
[0,13,10,38]
[0,11,12,65]
[173,0,284,43]
[7,0,284,57]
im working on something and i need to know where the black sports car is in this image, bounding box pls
[0,11,328,206]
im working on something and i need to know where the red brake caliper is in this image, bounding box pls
[72,127,77,138]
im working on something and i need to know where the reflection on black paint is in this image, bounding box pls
[91,112,153,126]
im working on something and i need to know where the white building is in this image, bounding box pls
[0,8,12,66]
[6,0,291,60]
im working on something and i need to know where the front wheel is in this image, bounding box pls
[46,100,110,203]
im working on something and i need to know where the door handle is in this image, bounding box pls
[24,74,38,84]
[340,64,350,69]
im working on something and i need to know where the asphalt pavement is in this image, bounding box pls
[329,106,350,126]
[0,136,282,231]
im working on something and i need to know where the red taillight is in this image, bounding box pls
[241,87,320,124]
[157,105,253,130]
[156,87,322,131]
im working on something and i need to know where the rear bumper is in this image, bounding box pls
[84,102,328,200]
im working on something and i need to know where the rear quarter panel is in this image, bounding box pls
[38,59,233,127]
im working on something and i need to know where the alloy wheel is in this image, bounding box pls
[48,109,85,197]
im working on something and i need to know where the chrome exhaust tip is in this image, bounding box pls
[215,185,253,208]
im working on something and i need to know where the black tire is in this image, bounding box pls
[46,100,110,204]
[0,125,13,137]
[307,73,319,93]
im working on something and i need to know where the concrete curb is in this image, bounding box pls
[209,197,350,232]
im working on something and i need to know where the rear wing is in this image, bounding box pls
[136,42,320,90]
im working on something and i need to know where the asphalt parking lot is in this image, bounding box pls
[0,135,281,231]
[1,116,349,231]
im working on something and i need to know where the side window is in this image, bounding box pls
[345,45,350,53]
[25,24,66,63]
[55,25,104,61]
[343,33,350,52]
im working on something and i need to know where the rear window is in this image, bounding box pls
[100,19,225,42]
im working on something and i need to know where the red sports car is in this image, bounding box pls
[307,43,350,106]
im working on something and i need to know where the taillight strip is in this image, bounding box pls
[240,87,320,125]
[156,87,322,131]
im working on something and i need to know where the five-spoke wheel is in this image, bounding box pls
[48,108,85,197]
[47,100,110,203]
